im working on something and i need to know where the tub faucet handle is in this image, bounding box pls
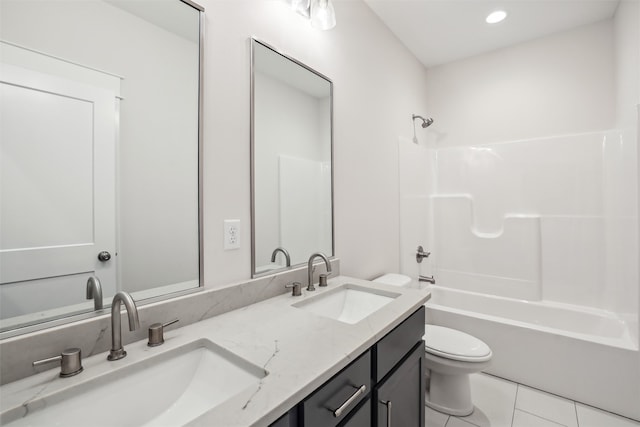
[416,246,431,263]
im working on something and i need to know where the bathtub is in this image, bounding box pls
[425,286,640,421]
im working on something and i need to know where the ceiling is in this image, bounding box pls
[362,0,621,68]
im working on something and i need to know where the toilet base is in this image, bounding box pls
[425,371,474,416]
[425,396,474,417]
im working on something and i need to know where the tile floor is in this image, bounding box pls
[426,373,640,427]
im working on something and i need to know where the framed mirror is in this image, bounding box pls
[0,0,204,336]
[251,39,334,277]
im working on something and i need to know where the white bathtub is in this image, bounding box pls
[425,286,640,421]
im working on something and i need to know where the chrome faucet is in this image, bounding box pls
[107,291,140,361]
[271,247,291,267]
[307,252,332,291]
[86,276,103,310]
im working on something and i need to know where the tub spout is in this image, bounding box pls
[419,275,436,284]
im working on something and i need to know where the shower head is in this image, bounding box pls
[412,114,434,128]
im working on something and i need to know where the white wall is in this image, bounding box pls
[201,0,430,286]
[424,20,615,147]
[615,1,640,131]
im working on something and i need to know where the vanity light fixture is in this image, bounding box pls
[311,0,336,30]
[292,0,336,30]
[291,0,311,17]
[486,10,507,24]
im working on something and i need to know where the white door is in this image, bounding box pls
[0,63,117,318]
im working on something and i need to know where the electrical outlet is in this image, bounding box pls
[224,219,240,250]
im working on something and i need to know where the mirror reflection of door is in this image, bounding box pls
[0,0,202,336]
[0,61,118,324]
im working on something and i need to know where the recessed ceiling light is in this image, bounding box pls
[486,10,507,24]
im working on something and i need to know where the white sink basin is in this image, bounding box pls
[3,339,266,426]
[293,284,399,324]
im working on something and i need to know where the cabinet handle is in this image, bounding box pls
[382,400,392,426]
[331,384,367,418]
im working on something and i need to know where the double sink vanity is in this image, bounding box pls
[0,276,430,427]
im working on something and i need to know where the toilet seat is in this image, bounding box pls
[424,325,492,362]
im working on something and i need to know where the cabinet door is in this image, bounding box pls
[338,397,371,427]
[270,408,298,427]
[374,306,425,382]
[375,342,425,427]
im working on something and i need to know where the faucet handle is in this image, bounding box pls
[33,348,83,378]
[318,273,330,287]
[147,319,179,347]
[285,282,302,296]
[416,246,431,263]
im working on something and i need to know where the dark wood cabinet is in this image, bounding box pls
[301,351,371,427]
[269,306,425,427]
[339,397,371,427]
[374,342,425,427]
[373,307,425,382]
[270,409,298,427]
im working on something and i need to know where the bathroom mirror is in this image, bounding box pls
[251,39,334,277]
[0,0,204,336]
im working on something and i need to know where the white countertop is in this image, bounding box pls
[0,276,430,427]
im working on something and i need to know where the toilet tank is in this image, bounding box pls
[373,273,412,287]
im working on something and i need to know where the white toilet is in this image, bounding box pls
[373,273,492,416]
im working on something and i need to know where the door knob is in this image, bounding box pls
[97,251,112,262]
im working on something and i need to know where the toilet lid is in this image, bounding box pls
[424,325,492,362]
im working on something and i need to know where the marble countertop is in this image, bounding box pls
[0,276,430,427]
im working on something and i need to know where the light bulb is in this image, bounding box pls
[311,0,336,30]
[291,0,310,12]
[291,0,310,17]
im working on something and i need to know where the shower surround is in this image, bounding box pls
[399,127,639,420]
[399,3,639,419]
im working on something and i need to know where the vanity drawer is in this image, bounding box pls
[302,350,371,427]
[373,306,425,381]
